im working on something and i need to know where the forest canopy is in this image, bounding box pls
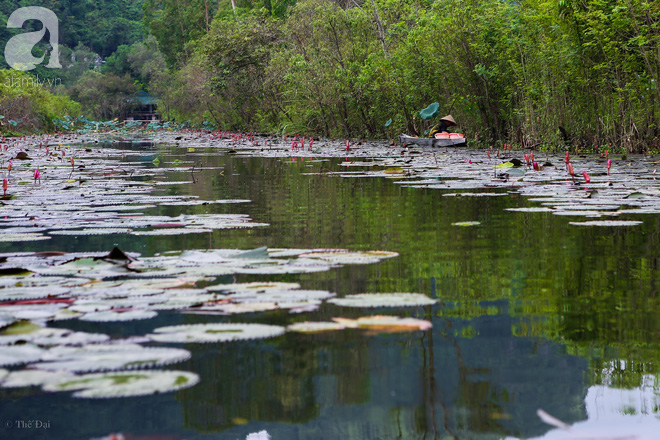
[1,0,659,151]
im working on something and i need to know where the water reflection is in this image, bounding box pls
[0,143,658,440]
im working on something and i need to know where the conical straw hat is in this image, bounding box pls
[440,115,456,126]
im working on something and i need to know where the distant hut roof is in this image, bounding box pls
[133,90,158,106]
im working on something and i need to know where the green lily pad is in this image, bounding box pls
[0,323,109,346]
[79,310,158,322]
[297,250,398,265]
[207,282,302,293]
[569,220,643,227]
[43,370,199,398]
[1,369,75,388]
[32,344,191,372]
[287,321,346,333]
[332,315,433,332]
[327,293,437,308]
[0,344,45,367]
[0,233,51,242]
[148,323,286,343]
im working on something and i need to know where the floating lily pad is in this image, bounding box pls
[32,344,191,372]
[297,250,398,265]
[207,282,302,293]
[332,315,433,332]
[328,293,437,308]
[189,302,279,315]
[79,310,158,322]
[130,228,213,236]
[0,233,51,242]
[451,221,481,226]
[159,199,251,206]
[505,207,554,213]
[43,370,199,398]
[48,229,132,236]
[148,323,286,343]
[227,289,335,304]
[0,344,44,367]
[1,369,75,388]
[0,322,109,346]
[568,220,643,226]
[0,287,70,302]
[286,321,346,333]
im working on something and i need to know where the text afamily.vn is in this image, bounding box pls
[5,420,51,429]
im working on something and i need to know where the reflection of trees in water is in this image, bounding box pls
[142,151,656,437]
[418,310,507,440]
[177,341,320,431]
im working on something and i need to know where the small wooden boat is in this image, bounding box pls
[399,133,467,147]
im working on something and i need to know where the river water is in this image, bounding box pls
[0,140,658,440]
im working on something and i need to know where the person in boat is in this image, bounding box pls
[429,115,457,138]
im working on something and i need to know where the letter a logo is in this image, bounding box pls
[5,7,61,71]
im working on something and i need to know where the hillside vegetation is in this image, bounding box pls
[1,0,659,152]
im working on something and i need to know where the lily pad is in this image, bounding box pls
[32,344,191,372]
[286,321,346,333]
[148,323,286,343]
[327,293,437,308]
[130,228,213,236]
[207,282,302,293]
[79,310,158,322]
[0,344,44,367]
[451,221,481,226]
[43,370,199,398]
[1,369,75,388]
[0,322,109,346]
[297,250,399,265]
[568,220,643,226]
[332,315,433,332]
[0,233,51,242]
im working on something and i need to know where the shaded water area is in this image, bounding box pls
[1,140,659,439]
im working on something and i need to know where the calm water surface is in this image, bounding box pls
[1,142,658,440]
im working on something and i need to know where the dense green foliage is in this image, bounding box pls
[0,0,144,59]
[2,0,659,149]
[0,0,146,130]
[146,0,659,151]
[0,70,80,132]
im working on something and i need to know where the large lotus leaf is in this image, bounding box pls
[419,102,440,120]
[148,323,286,343]
[43,370,199,398]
